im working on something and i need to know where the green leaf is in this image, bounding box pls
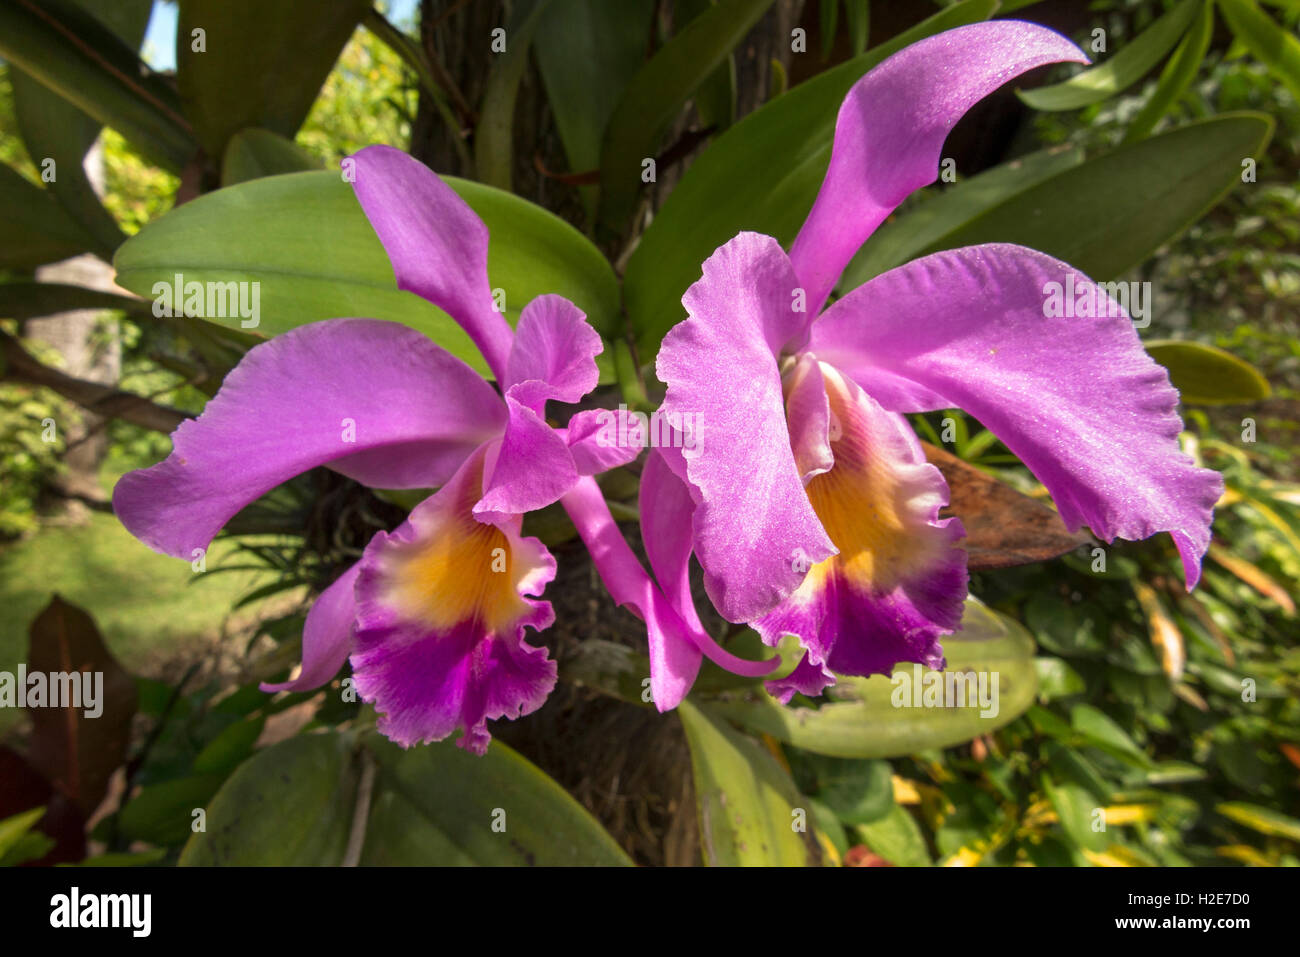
[1145,339,1271,404]
[1018,0,1202,111]
[180,733,357,865]
[1042,776,1107,852]
[9,0,151,256]
[534,0,656,215]
[1070,703,1152,767]
[0,807,46,860]
[177,0,371,159]
[913,113,1274,281]
[844,0,870,56]
[363,734,633,865]
[0,281,150,320]
[191,715,266,775]
[0,163,95,269]
[1035,657,1088,701]
[623,0,999,358]
[678,700,813,865]
[475,0,552,190]
[1124,0,1214,141]
[1216,802,1300,841]
[817,758,894,825]
[1220,0,1300,101]
[709,598,1038,759]
[841,144,1084,288]
[118,773,228,847]
[853,804,932,865]
[0,0,194,172]
[819,0,839,61]
[220,128,321,186]
[113,171,621,373]
[597,0,777,229]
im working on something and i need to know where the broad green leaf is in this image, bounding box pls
[220,128,322,186]
[177,0,371,159]
[816,758,894,825]
[597,0,777,229]
[0,281,148,320]
[180,733,357,865]
[0,0,194,172]
[10,0,151,256]
[113,171,621,374]
[191,715,266,775]
[1019,0,1202,111]
[1070,703,1152,767]
[623,0,999,358]
[914,114,1274,281]
[476,0,552,190]
[678,700,813,865]
[678,0,737,132]
[1216,802,1300,841]
[853,804,932,865]
[363,734,632,865]
[709,598,1037,759]
[1035,657,1087,701]
[118,773,228,847]
[0,164,95,269]
[841,144,1084,288]
[1220,0,1300,101]
[1124,0,1214,141]
[1145,339,1271,404]
[534,0,656,215]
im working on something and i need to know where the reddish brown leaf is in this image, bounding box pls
[25,595,138,816]
[922,442,1091,570]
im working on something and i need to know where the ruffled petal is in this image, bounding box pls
[261,562,361,694]
[657,232,835,622]
[790,21,1087,311]
[809,243,1222,588]
[504,294,603,415]
[473,397,580,520]
[349,145,514,382]
[351,446,557,753]
[564,408,644,475]
[754,363,967,693]
[784,353,835,484]
[113,319,505,559]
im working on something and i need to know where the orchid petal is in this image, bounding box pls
[349,144,514,382]
[352,447,557,753]
[261,562,361,694]
[755,364,967,691]
[474,397,580,520]
[565,408,643,475]
[790,21,1088,311]
[505,294,603,415]
[784,353,835,485]
[113,319,504,559]
[657,232,835,623]
[810,243,1222,588]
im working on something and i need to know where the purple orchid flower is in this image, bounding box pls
[645,22,1225,702]
[112,145,677,753]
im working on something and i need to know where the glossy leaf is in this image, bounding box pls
[914,114,1274,281]
[220,128,321,186]
[710,598,1038,759]
[0,164,95,270]
[177,0,371,159]
[9,0,151,256]
[1145,339,1272,404]
[113,171,621,374]
[1124,0,1214,141]
[597,0,776,228]
[179,733,358,865]
[841,145,1084,288]
[1018,0,1202,111]
[0,0,194,172]
[678,700,814,865]
[623,0,999,358]
[362,734,633,865]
